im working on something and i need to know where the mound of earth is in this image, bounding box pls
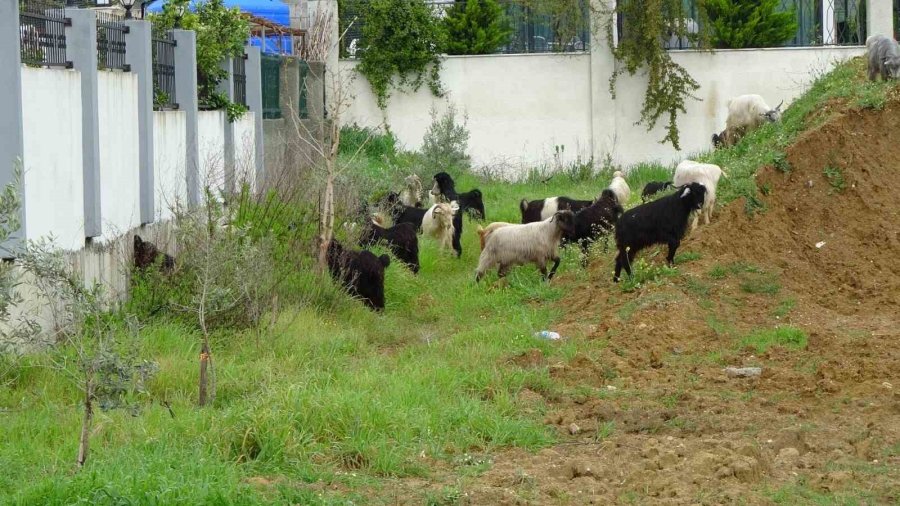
[438,97,900,503]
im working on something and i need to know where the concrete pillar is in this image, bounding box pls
[124,20,155,224]
[868,0,894,39]
[173,29,200,206]
[823,1,836,44]
[244,45,265,185]
[0,0,26,252]
[589,0,616,165]
[67,10,103,238]
[218,57,236,193]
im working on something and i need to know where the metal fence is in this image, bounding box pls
[152,28,177,110]
[261,54,282,119]
[96,11,129,71]
[339,0,591,57]
[617,0,867,50]
[233,54,248,107]
[19,0,72,68]
[299,60,309,119]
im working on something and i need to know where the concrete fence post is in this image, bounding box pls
[218,57,236,193]
[173,29,200,206]
[245,45,265,186]
[0,0,26,253]
[66,10,102,239]
[868,0,894,39]
[124,20,155,224]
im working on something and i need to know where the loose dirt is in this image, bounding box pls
[450,96,900,503]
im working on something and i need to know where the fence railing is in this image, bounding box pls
[19,0,72,68]
[340,0,591,57]
[96,11,130,72]
[261,54,282,119]
[151,28,177,110]
[233,54,248,107]
[629,0,868,50]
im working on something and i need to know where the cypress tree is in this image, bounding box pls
[443,0,513,55]
[702,0,798,49]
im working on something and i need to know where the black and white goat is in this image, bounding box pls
[475,211,576,282]
[519,196,592,224]
[566,189,623,259]
[326,239,391,311]
[358,218,420,274]
[613,182,707,282]
[640,181,674,202]
[431,172,485,220]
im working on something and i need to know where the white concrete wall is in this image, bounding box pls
[197,110,227,195]
[20,67,85,251]
[340,46,865,174]
[153,111,187,221]
[233,112,257,192]
[97,71,141,241]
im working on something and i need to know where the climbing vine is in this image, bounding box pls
[594,0,705,149]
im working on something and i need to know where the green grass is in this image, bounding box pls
[772,298,797,318]
[740,326,808,354]
[824,164,847,193]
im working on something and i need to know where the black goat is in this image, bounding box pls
[326,240,391,311]
[431,172,485,221]
[565,189,623,260]
[613,183,707,282]
[133,235,175,273]
[358,219,420,274]
[384,192,428,230]
[520,196,592,224]
[640,181,674,202]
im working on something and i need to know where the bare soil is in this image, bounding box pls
[442,99,900,503]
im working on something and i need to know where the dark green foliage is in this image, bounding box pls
[356,0,445,109]
[702,0,798,49]
[443,0,513,55]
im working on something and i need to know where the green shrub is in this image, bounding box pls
[702,0,798,49]
[421,104,471,171]
[443,0,513,55]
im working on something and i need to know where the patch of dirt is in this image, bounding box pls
[445,98,900,503]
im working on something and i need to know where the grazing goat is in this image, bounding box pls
[566,189,623,259]
[476,222,513,251]
[866,35,900,81]
[385,192,428,230]
[475,211,576,282]
[421,202,459,253]
[399,174,424,208]
[431,172,486,220]
[641,181,674,202]
[607,170,631,205]
[359,218,420,274]
[673,159,726,231]
[718,94,783,147]
[326,240,391,311]
[520,196,592,224]
[133,235,175,273]
[613,183,707,282]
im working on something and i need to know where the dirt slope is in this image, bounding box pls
[449,97,900,503]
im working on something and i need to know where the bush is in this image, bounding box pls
[421,104,471,172]
[443,0,513,55]
[702,0,798,49]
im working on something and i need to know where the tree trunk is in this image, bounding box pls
[76,380,93,468]
[316,171,335,273]
[199,340,210,406]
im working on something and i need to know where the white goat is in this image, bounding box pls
[673,160,727,231]
[476,222,514,251]
[399,174,423,207]
[721,94,783,146]
[421,202,458,252]
[475,211,576,282]
[607,170,631,205]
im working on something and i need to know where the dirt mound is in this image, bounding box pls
[693,100,900,314]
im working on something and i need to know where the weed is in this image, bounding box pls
[683,276,711,297]
[674,251,702,264]
[773,298,796,318]
[596,421,616,441]
[740,276,781,295]
[617,293,677,320]
[426,486,464,506]
[824,165,846,193]
[773,152,792,173]
[708,262,760,279]
[618,257,678,293]
[706,315,735,337]
[740,326,808,353]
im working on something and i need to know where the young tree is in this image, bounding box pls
[443,0,513,55]
[702,0,798,49]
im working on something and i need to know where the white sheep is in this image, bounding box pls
[475,211,576,282]
[673,159,727,231]
[399,174,423,207]
[607,170,631,205]
[421,201,458,252]
[720,94,783,146]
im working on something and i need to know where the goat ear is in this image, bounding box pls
[680,187,692,198]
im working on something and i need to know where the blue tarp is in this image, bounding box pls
[145,0,293,53]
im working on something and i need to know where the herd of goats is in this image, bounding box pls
[131,35,898,312]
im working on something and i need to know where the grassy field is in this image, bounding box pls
[2,56,896,505]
